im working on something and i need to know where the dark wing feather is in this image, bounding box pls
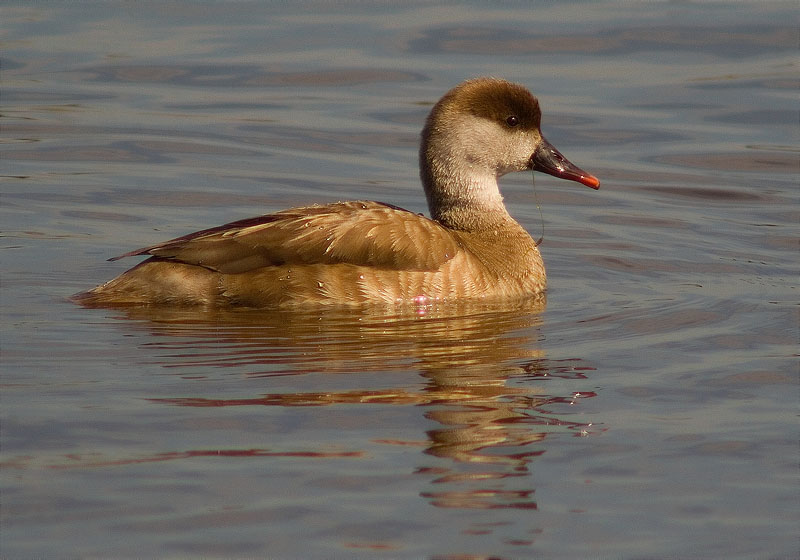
[111,201,462,273]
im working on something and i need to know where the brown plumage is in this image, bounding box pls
[73,78,599,308]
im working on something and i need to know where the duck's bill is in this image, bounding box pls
[530,137,600,189]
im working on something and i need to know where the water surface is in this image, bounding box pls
[2,2,797,558]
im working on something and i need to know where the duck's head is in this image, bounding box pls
[420,77,599,230]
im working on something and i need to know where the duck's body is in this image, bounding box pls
[73,78,598,308]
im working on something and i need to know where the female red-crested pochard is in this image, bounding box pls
[73,77,599,308]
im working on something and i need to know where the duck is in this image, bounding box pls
[72,77,599,308]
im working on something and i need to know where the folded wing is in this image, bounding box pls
[111,201,463,274]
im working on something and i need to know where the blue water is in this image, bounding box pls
[2,2,797,558]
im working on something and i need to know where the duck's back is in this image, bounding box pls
[72,201,545,308]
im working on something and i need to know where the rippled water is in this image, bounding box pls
[2,2,797,558]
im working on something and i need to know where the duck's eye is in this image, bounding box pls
[506,115,519,127]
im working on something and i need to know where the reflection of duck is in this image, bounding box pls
[73,78,598,307]
[106,298,548,375]
[119,301,597,510]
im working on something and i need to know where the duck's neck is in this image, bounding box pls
[420,148,517,233]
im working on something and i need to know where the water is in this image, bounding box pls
[2,2,798,558]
